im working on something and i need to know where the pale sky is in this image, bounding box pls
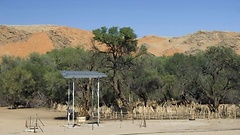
[0,0,239,38]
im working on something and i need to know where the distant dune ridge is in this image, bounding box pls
[0,25,240,57]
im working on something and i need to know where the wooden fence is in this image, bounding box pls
[54,103,240,120]
[99,104,240,120]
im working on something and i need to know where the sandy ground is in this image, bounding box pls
[0,107,239,135]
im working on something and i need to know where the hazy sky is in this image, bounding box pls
[1,0,239,38]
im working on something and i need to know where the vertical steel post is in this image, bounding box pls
[91,78,94,130]
[67,80,70,125]
[72,79,75,126]
[97,77,100,125]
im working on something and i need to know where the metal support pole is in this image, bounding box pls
[67,80,70,125]
[72,79,75,126]
[97,77,100,125]
[91,78,94,130]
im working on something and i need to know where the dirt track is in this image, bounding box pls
[0,107,239,135]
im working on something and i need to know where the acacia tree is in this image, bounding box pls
[23,53,57,106]
[1,67,35,107]
[188,46,240,112]
[92,26,146,108]
[164,53,199,104]
[0,56,27,106]
[164,47,240,111]
[130,55,161,106]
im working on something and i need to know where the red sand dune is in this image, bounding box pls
[0,25,240,58]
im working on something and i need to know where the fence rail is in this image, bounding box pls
[100,110,239,120]
[54,103,240,120]
[99,105,240,120]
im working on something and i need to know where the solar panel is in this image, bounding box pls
[61,70,107,78]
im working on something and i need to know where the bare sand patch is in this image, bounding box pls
[0,107,239,135]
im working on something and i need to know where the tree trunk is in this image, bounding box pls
[77,79,91,117]
[208,97,220,118]
[83,79,91,116]
[113,78,129,109]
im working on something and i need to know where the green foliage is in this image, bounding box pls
[23,53,57,105]
[190,46,240,111]
[130,55,161,106]
[47,47,101,112]
[93,26,137,55]
[92,26,140,74]
[0,55,25,72]
[92,26,143,108]
[101,90,118,108]
[46,47,92,70]
[160,74,178,100]
[44,71,67,104]
[1,67,35,106]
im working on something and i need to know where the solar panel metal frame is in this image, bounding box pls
[61,70,107,78]
[60,70,107,127]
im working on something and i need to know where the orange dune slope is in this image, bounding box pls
[0,25,240,57]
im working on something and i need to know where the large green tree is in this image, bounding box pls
[164,53,198,103]
[130,55,161,106]
[1,67,35,107]
[92,26,146,108]
[23,53,60,106]
[0,56,26,106]
[184,47,240,112]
